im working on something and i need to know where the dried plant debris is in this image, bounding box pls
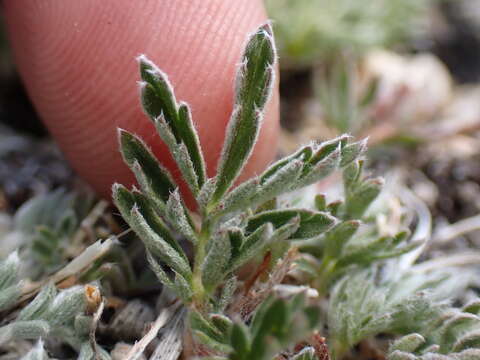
[1,20,480,360]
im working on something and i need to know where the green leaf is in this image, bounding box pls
[343,160,362,190]
[138,55,206,192]
[327,200,343,217]
[315,194,327,211]
[197,178,217,210]
[218,178,260,215]
[18,283,57,321]
[340,138,367,167]
[145,250,182,300]
[389,334,426,353]
[154,114,201,195]
[296,141,343,189]
[345,177,383,219]
[211,23,276,204]
[217,276,238,312]
[260,145,313,184]
[441,314,480,351]
[190,311,227,345]
[202,231,232,291]
[193,330,232,354]
[173,270,193,302]
[338,236,422,268]
[177,102,207,187]
[256,159,304,204]
[132,190,188,259]
[324,220,361,258]
[166,189,197,244]
[247,209,336,240]
[139,57,177,124]
[210,314,233,335]
[230,323,251,359]
[112,182,137,222]
[216,295,318,360]
[270,215,301,242]
[255,198,278,213]
[453,330,480,352]
[118,129,176,204]
[227,228,245,261]
[463,301,480,316]
[0,284,21,313]
[250,297,275,337]
[0,320,50,346]
[130,206,192,280]
[44,285,86,327]
[113,184,187,261]
[307,135,349,168]
[229,224,272,271]
[250,299,287,358]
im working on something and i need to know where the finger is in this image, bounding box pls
[4,0,279,205]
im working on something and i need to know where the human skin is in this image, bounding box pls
[3,0,279,206]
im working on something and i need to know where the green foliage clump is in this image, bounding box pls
[197,293,319,360]
[265,0,431,67]
[388,300,480,360]
[2,189,95,277]
[113,23,365,314]
[110,21,480,360]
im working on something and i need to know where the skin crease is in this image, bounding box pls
[4,0,279,208]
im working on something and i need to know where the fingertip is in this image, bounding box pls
[5,0,279,201]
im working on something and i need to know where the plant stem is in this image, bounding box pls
[331,339,349,360]
[191,219,212,309]
[314,257,336,297]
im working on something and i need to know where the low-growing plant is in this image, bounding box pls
[0,252,110,358]
[2,21,480,360]
[109,22,480,360]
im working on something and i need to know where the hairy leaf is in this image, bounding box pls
[212,23,276,203]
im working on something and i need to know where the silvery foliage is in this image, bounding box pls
[295,159,422,294]
[0,251,21,312]
[0,275,109,358]
[0,233,110,359]
[20,340,50,360]
[306,163,480,358]
[1,189,93,278]
[327,256,480,359]
[388,301,480,360]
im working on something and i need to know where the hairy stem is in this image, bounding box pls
[191,219,212,309]
[314,257,336,297]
